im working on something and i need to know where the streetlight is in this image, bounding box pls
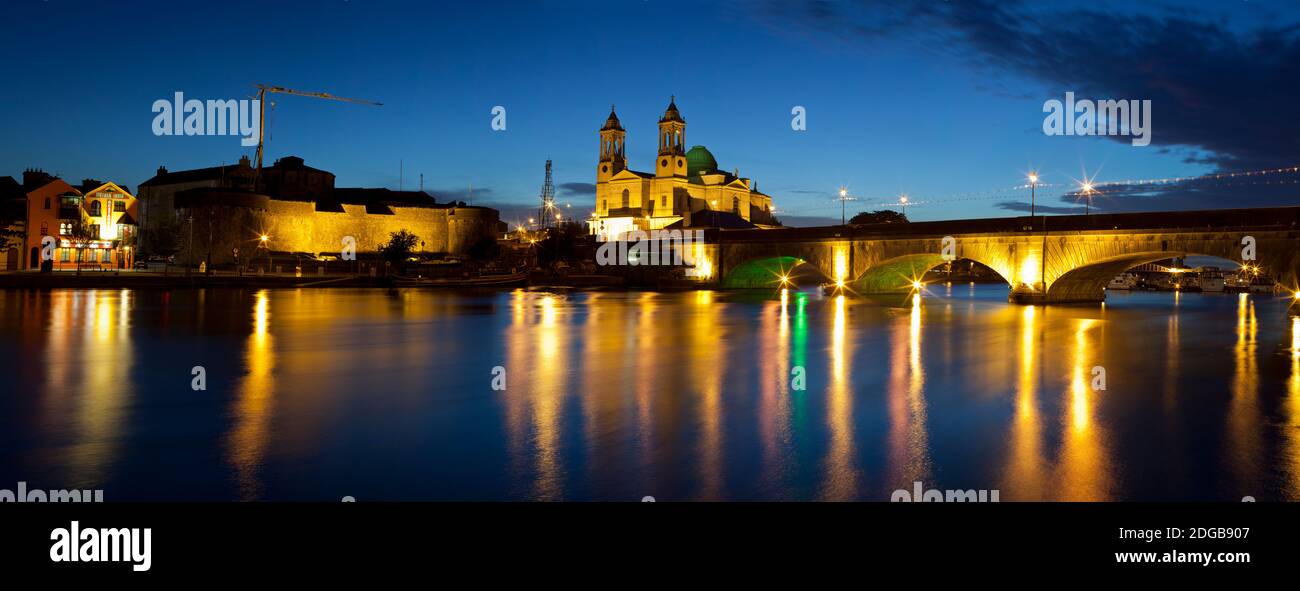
[1027,172,1039,217]
[899,194,909,218]
[838,186,848,225]
[259,233,271,272]
[1080,181,1095,215]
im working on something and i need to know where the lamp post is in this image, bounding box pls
[186,214,194,275]
[839,186,848,225]
[1080,181,1094,215]
[899,194,909,219]
[259,233,270,272]
[1027,172,1038,218]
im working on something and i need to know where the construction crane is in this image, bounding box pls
[251,83,382,181]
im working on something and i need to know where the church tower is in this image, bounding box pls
[598,106,626,183]
[656,97,687,178]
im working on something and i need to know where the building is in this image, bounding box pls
[21,170,138,270]
[0,175,25,269]
[588,98,778,240]
[137,156,499,264]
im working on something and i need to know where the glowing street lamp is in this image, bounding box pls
[1079,180,1095,215]
[838,186,848,225]
[1027,171,1039,218]
[899,194,909,218]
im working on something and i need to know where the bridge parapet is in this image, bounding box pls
[707,206,1300,303]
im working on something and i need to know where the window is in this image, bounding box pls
[621,189,629,208]
[661,195,666,207]
[40,222,49,236]
[114,200,125,213]
[44,197,50,209]
[88,200,101,216]
[59,222,70,235]
[601,200,606,213]
[100,249,110,262]
[89,224,99,238]
[732,197,740,214]
[60,248,70,262]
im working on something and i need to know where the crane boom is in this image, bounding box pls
[251,83,382,179]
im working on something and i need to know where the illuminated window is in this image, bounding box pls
[88,200,101,216]
[114,200,125,212]
[59,222,71,235]
[101,249,111,262]
[60,249,69,262]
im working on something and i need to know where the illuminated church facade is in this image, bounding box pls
[588,98,778,240]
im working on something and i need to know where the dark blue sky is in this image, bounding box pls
[3,0,1298,226]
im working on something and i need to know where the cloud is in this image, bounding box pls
[427,186,494,203]
[755,0,1300,171]
[995,200,1087,215]
[559,182,596,196]
[779,214,844,227]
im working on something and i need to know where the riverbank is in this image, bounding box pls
[0,270,631,290]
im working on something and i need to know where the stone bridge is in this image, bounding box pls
[697,206,1300,303]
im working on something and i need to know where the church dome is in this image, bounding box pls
[685,145,717,176]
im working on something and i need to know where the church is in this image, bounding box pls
[588,98,778,240]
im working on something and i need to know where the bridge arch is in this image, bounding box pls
[850,251,1015,293]
[721,255,830,288]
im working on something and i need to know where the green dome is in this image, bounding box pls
[685,145,717,176]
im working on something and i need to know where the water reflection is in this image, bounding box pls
[227,289,275,500]
[885,293,928,493]
[1002,305,1046,500]
[1056,318,1111,501]
[822,294,859,500]
[1287,317,1300,499]
[42,290,134,487]
[3,286,1298,500]
[1227,293,1262,492]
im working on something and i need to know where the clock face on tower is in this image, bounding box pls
[661,158,668,167]
[677,158,684,168]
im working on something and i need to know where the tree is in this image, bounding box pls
[66,219,98,275]
[379,229,420,271]
[849,209,909,225]
[143,218,182,259]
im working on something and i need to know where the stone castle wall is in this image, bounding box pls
[186,200,498,264]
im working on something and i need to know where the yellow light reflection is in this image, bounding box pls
[1286,317,1300,499]
[822,294,859,499]
[1226,292,1262,490]
[1002,305,1046,499]
[886,292,929,492]
[1056,318,1111,501]
[227,289,275,500]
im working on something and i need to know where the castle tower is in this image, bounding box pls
[656,97,687,178]
[598,106,626,183]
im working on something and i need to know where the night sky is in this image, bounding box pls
[3,0,1298,227]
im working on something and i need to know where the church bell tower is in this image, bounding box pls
[598,106,626,183]
[656,96,687,178]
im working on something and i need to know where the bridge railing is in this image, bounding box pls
[707,206,1300,242]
